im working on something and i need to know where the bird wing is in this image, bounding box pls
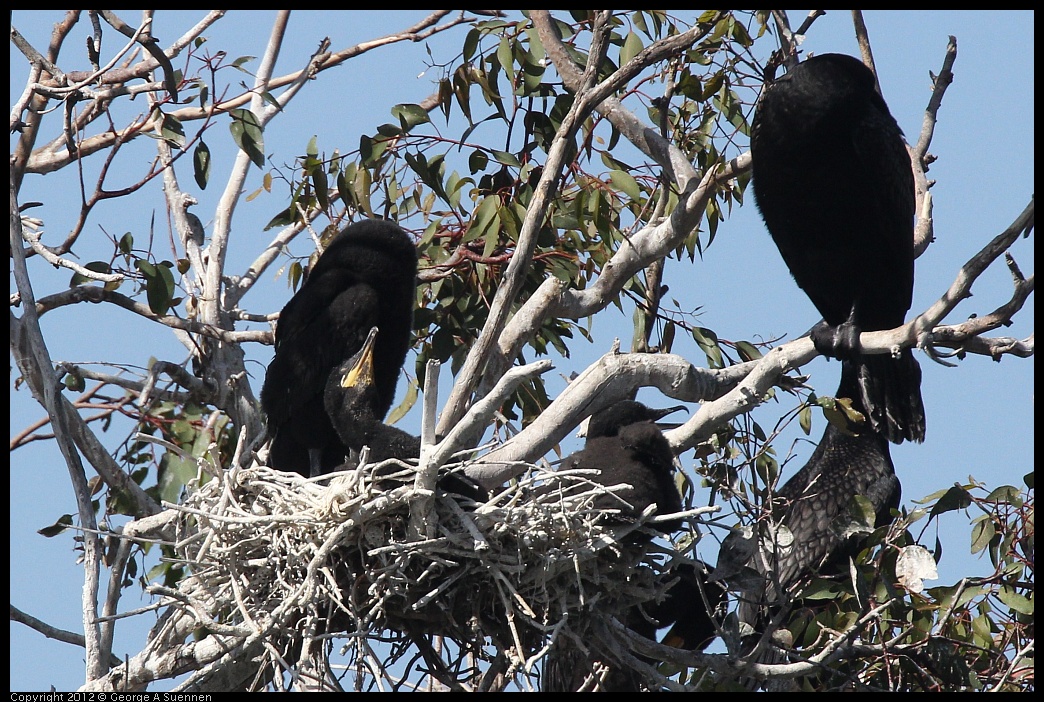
[847,105,917,327]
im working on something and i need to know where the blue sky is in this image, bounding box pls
[10,10,1033,691]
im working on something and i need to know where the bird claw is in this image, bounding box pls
[810,319,862,361]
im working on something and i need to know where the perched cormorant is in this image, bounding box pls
[714,361,901,646]
[261,219,418,477]
[323,326,486,502]
[751,53,925,444]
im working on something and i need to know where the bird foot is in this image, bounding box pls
[810,319,862,360]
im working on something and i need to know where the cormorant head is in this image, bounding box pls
[586,400,687,439]
[324,326,381,422]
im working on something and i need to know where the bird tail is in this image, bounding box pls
[854,348,925,444]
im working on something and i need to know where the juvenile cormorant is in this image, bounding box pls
[568,400,687,533]
[751,53,925,444]
[543,400,700,691]
[323,326,486,502]
[260,219,418,477]
[714,361,901,645]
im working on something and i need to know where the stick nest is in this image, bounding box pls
[168,456,674,689]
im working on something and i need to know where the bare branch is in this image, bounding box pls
[31,285,271,345]
[20,12,482,175]
[914,197,1034,345]
[20,223,124,283]
[9,604,121,668]
[10,186,107,678]
[911,37,958,257]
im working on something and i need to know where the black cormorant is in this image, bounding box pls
[323,326,486,502]
[714,361,901,653]
[260,219,418,477]
[751,53,925,444]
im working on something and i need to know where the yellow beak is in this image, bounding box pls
[342,326,378,389]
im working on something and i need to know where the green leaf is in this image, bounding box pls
[620,31,644,66]
[468,149,489,174]
[661,320,676,353]
[491,150,522,168]
[193,140,211,190]
[263,205,295,231]
[337,164,355,209]
[468,195,500,242]
[231,55,256,72]
[996,585,1034,615]
[311,164,329,211]
[929,485,973,519]
[391,103,431,132]
[462,28,480,62]
[135,260,175,315]
[437,77,453,120]
[735,340,762,361]
[228,109,265,168]
[970,517,995,555]
[63,368,85,392]
[353,165,373,216]
[259,90,281,111]
[608,169,641,201]
[376,122,403,138]
[70,261,112,287]
[692,326,723,369]
[359,133,389,167]
[452,65,473,122]
[985,485,1021,504]
[496,37,515,82]
[798,404,812,435]
[159,112,185,148]
[158,452,196,504]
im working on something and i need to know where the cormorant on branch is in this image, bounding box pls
[260,219,418,478]
[324,326,486,502]
[714,361,901,642]
[751,52,925,444]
